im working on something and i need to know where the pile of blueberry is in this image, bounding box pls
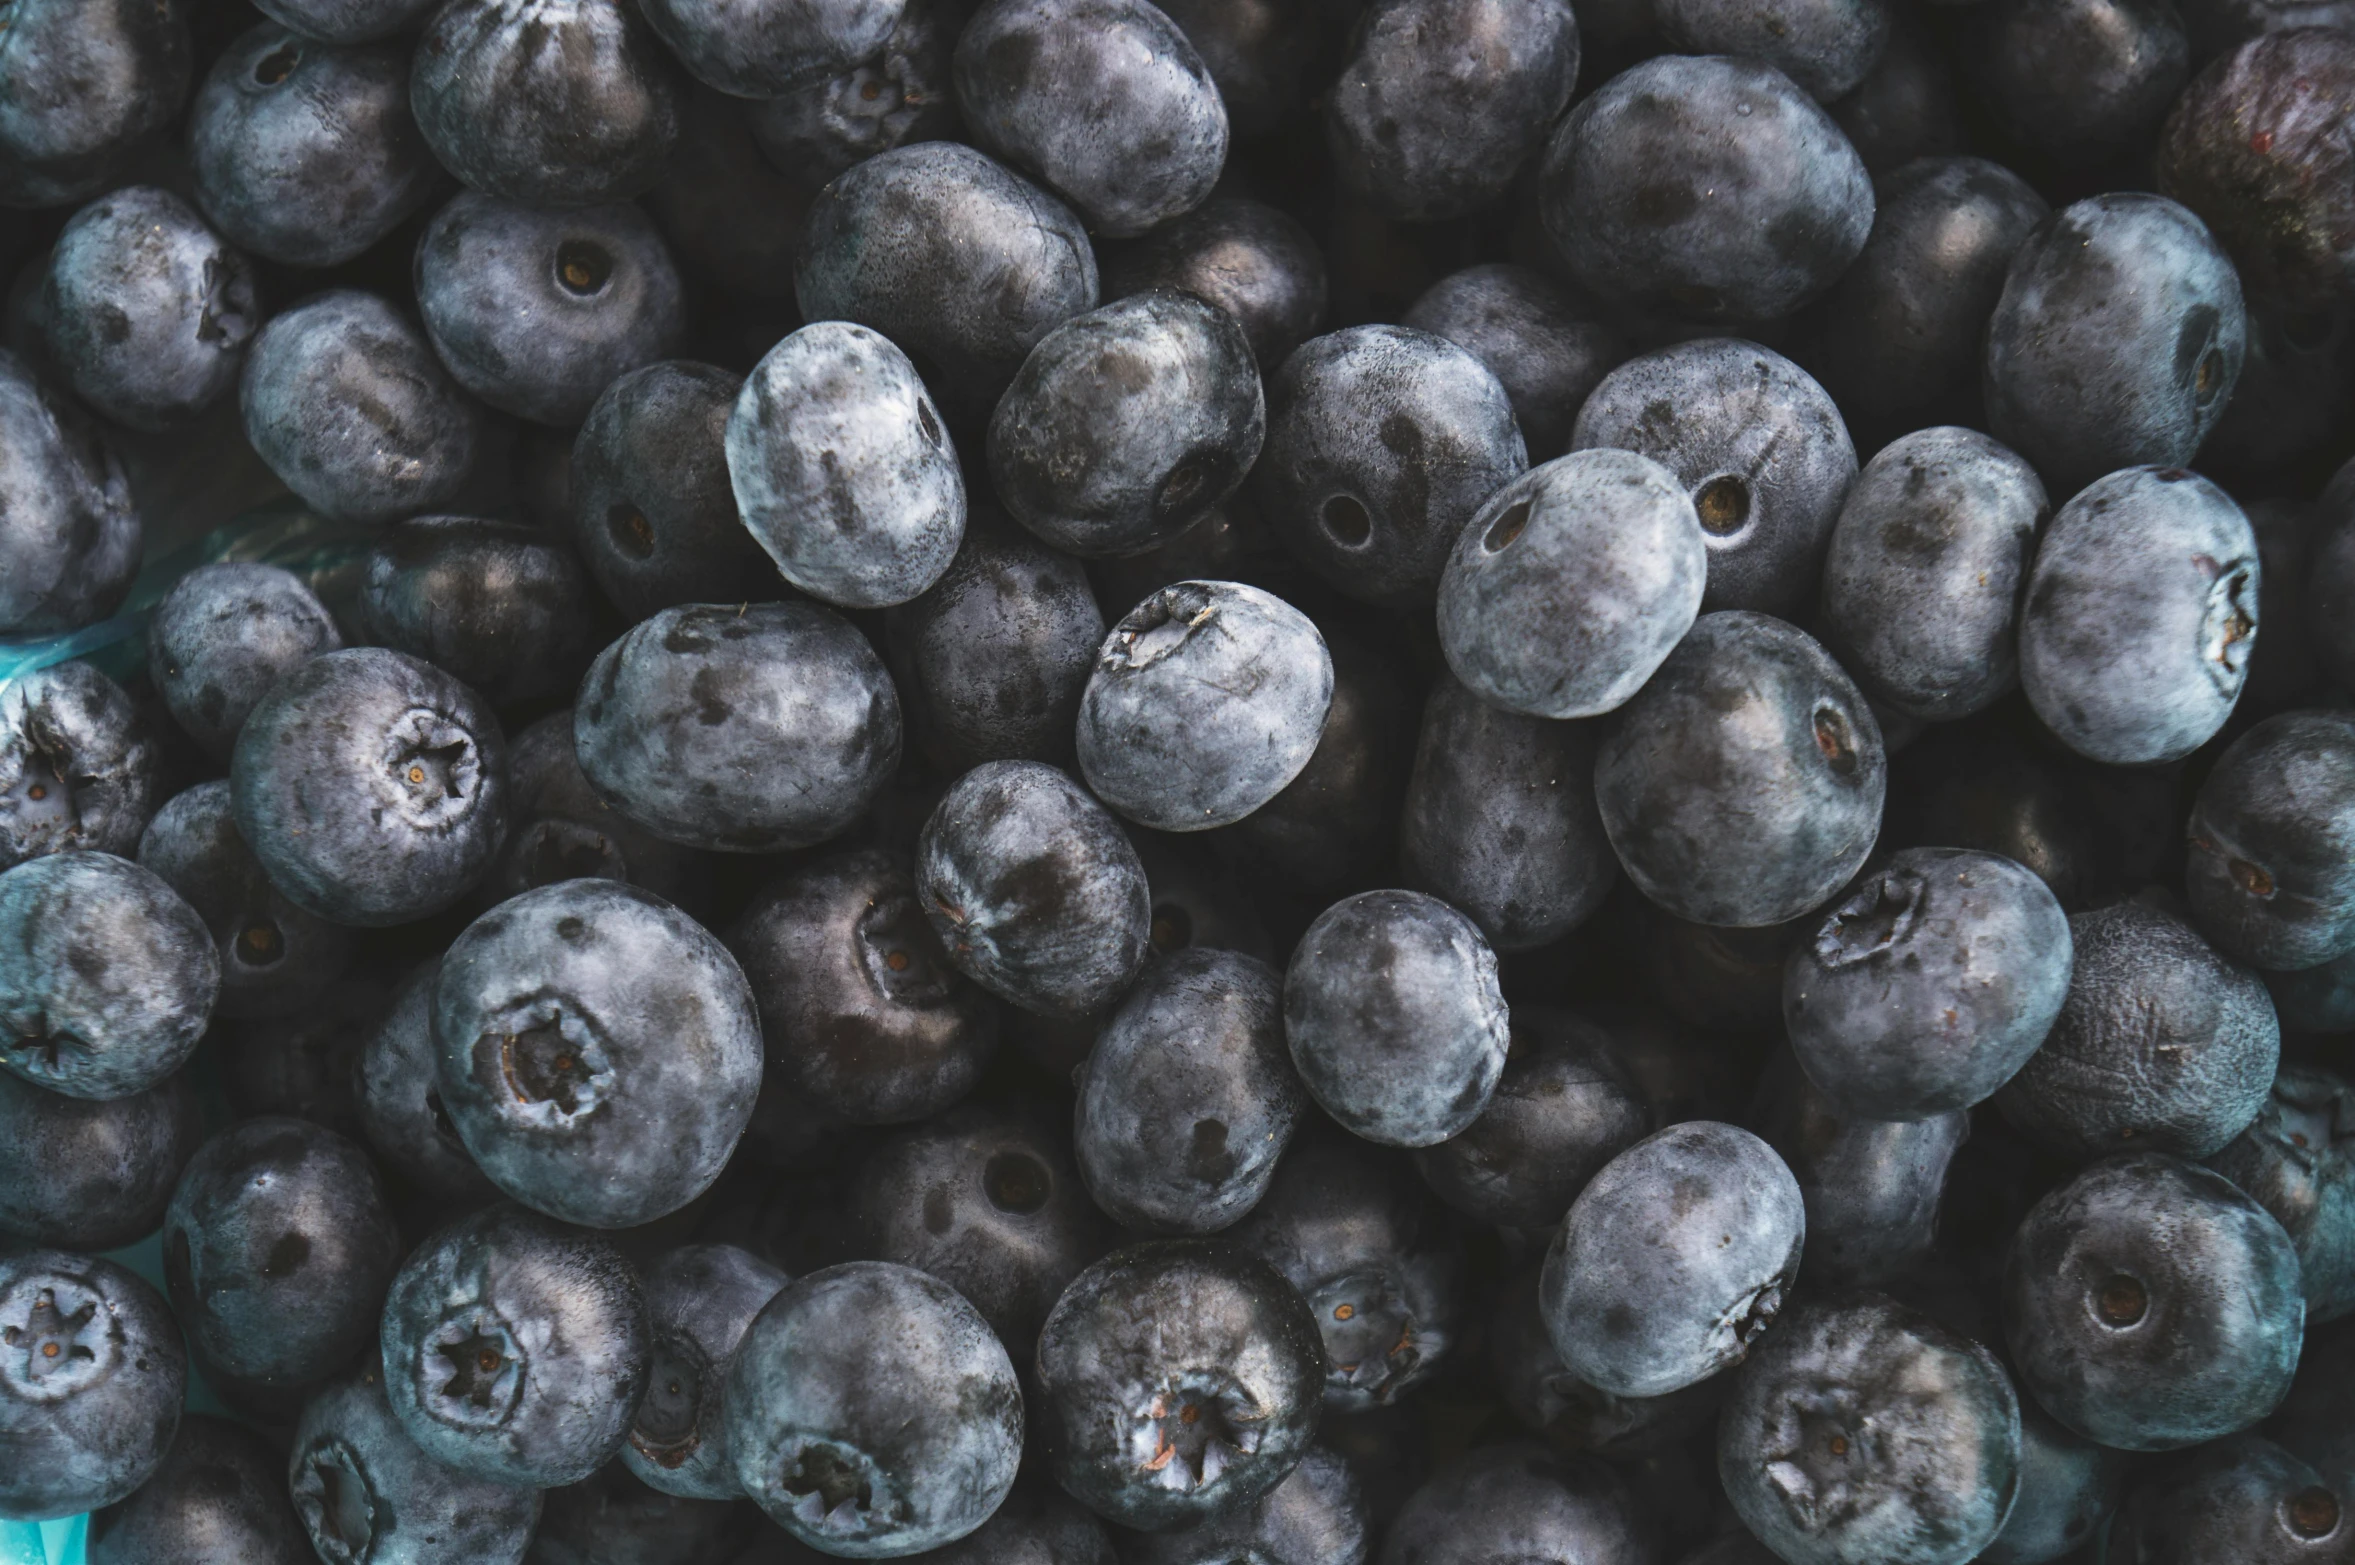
[3,0,2355,1559]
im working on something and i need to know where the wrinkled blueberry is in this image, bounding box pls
[0,1249,185,1521]
[146,562,344,764]
[0,350,139,635]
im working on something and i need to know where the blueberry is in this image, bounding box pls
[1256,325,1526,607]
[1996,900,2278,1159]
[1123,1442,1369,1565]
[2003,1151,2303,1449]
[239,291,481,525]
[0,664,158,872]
[1400,264,1627,462]
[161,1116,401,1391]
[1974,1398,2129,1565]
[574,600,900,854]
[884,510,1105,771]
[724,1260,1023,1555]
[1828,23,1961,175]
[356,957,500,1202]
[1594,612,1885,928]
[729,847,999,1125]
[0,1065,196,1250]
[0,349,139,635]
[357,516,600,708]
[953,0,1225,238]
[531,1462,760,1565]
[146,562,344,764]
[1983,195,2246,495]
[497,709,710,903]
[2107,1433,2352,1564]
[2185,710,2355,970]
[1413,1007,1651,1231]
[1815,427,2048,722]
[624,1243,789,1500]
[85,1414,310,1565]
[1538,54,1874,324]
[1325,0,1579,221]
[381,1202,650,1486]
[1074,945,1302,1234]
[1967,0,2188,171]
[410,0,679,208]
[1657,0,1887,100]
[914,760,1151,1018]
[189,26,437,267]
[1783,847,2071,1122]
[744,0,962,186]
[572,360,777,622]
[1376,1443,1652,1565]
[41,186,260,432]
[232,646,511,926]
[725,319,964,608]
[648,84,817,298]
[0,1249,185,1521]
[1542,1120,1805,1398]
[1100,197,1328,371]
[1716,1292,2020,1565]
[437,878,764,1227]
[1569,339,1857,617]
[2208,1064,2355,1323]
[1487,1265,1726,1455]
[0,0,191,208]
[415,192,686,427]
[639,0,902,98]
[2266,1325,2355,1476]
[289,1361,544,1565]
[1034,1240,1323,1530]
[212,968,382,1141]
[849,1099,1114,1353]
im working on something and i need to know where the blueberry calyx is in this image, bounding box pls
[292,1437,380,1565]
[1312,1270,1430,1405]
[382,710,483,828]
[778,1437,899,1536]
[1130,1371,1265,1492]
[418,1309,526,1429]
[1,1281,107,1401]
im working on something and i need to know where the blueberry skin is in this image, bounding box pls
[639,0,902,97]
[1967,0,2188,171]
[529,1463,760,1565]
[414,192,686,427]
[728,847,999,1125]
[1538,54,1874,324]
[1283,889,1509,1148]
[1077,581,1331,832]
[1102,198,1327,372]
[574,600,900,854]
[744,0,963,188]
[1034,1241,1323,1531]
[0,663,157,872]
[726,320,964,609]
[436,878,763,1228]
[162,1116,402,1389]
[1793,158,2048,443]
[489,709,708,905]
[884,510,1105,771]
[1413,1007,1650,1231]
[1325,0,1578,222]
[724,1261,1022,1555]
[212,968,382,1143]
[240,291,479,526]
[1594,612,1886,929]
[147,562,344,764]
[2020,466,2257,766]
[357,516,599,708]
[953,0,1226,239]
[1397,670,1615,953]
[381,1202,650,1486]
[794,142,1098,428]
[256,0,439,42]
[289,1361,543,1565]
[85,1414,310,1565]
[1123,1443,1369,1565]
[0,1250,185,1521]
[0,0,190,209]
[1488,1265,1726,1455]
[0,350,139,635]
[139,780,353,1021]
[573,360,775,621]
[1075,945,1303,1234]
[2004,1152,2303,1450]
[356,957,501,1202]
[623,1243,789,1500]
[2209,1064,2355,1323]
[42,186,260,433]
[2186,711,2355,970]
[411,0,679,208]
[1784,847,2071,1122]
[0,850,216,1100]
[1439,449,1705,721]
[232,647,511,926]
[1254,325,1527,608]
[1984,196,2246,496]
[1717,1292,2020,1565]
[1816,427,2048,723]
[850,1099,1114,1353]
[189,26,437,267]
[915,761,1151,1017]
[2107,1434,2354,1565]
[1656,0,1888,99]
[0,1066,197,1249]
[1376,1443,1652,1565]
[1570,339,1856,617]
[1974,1398,2130,1565]
[1401,264,1626,462]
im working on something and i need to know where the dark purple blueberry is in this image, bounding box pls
[355,957,500,1203]
[0,349,139,636]
[1377,1444,1653,1565]
[86,1415,311,1565]
[486,708,707,904]
[0,0,191,209]
[530,1462,758,1565]
[355,516,600,708]
[146,562,345,764]
[2185,710,2355,971]
[1400,263,1627,462]
[744,0,963,186]
[2106,1433,2353,1564]
[2208,1063,2355,1323]
[1124,1443,1369,1565]
[623,1243,789,1500]
[0,1065,198,1249]
[639,0,903,98]
[1101,197,1327,370]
